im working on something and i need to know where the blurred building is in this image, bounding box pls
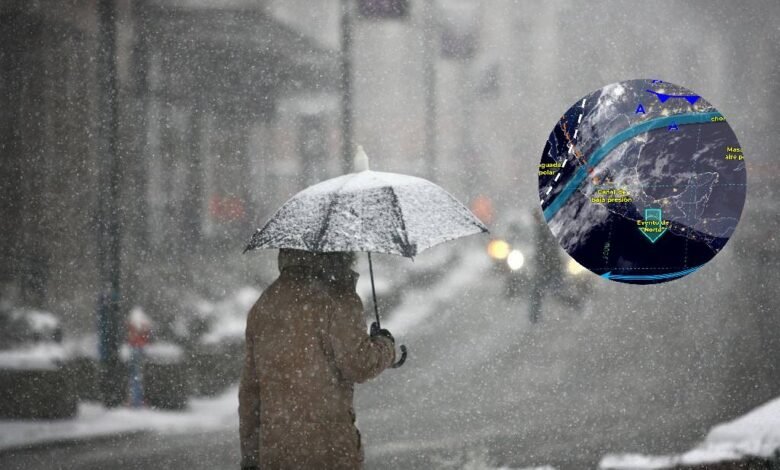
[133,0,339,246]
[1,0,503,329]
[0,0,340,329]
[0,1,101,315]
[1,0,778,353]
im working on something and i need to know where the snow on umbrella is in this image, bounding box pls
[243,146,488,367]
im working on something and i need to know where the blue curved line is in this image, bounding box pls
[543,111,722,222]
[602,265,702,281]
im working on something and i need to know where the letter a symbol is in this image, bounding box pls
[635,103,645,114]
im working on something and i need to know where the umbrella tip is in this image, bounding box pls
[353,145,370,172]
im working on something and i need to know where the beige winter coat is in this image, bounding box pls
[239,250,395,469]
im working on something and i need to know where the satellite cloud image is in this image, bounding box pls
[538,79,747,284]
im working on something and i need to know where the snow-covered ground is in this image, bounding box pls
[2,244,776,469]
[599,396,780,469]
[0,387,238,452]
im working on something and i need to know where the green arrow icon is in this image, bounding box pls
[638,208,668,243]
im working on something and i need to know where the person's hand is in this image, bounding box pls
[370,322,394,343]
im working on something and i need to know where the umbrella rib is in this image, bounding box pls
[385,185,414,257]
[313,191,338,252]
[312,173,357,252]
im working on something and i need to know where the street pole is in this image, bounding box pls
[96,0,124,408]
[458,59,477,201]
[341,0,353,174]
[423,0,438,180]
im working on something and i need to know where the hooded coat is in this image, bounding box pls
[239,250,395,469]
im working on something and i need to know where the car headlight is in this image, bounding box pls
[566,258,586,275]
[487,239,511,260]
[507,249,525,271]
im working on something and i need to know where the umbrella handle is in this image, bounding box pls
[391,344,407,368]
[367,252,406,368]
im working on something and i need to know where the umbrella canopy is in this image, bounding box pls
[244,166,487,257]
[243,147,488,369]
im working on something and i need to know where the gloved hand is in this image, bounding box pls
[370,322,394,343]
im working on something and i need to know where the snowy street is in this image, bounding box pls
[0,428,239,470]
[2,244,778,469]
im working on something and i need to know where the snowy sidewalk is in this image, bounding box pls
[0,387,238,452]
[600,396,780,469]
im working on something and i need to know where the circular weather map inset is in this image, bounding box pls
[538,79,746,284]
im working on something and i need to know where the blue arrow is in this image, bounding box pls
[646,89,700,105]
[648,90,670,103]
[684,95,700,105]
[601,265,702,282]
[638,208,668,243]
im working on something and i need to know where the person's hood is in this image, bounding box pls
[278,249,358,289]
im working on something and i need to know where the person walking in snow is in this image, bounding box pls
[239,248,396,470]
[126,307,152,408]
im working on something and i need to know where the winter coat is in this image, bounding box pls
[239,251,395,469]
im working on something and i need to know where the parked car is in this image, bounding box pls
[66,307,187,410]
[178,287,259,397]
[0,303,78,419]
[121,339,188,409]
[66,331,189,410]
